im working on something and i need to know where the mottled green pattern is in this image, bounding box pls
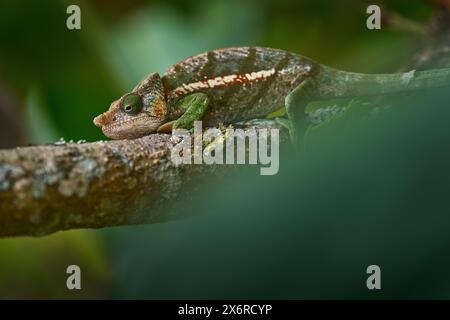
[172,93,210,130]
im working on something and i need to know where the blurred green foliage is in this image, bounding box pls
[0,0,447,299]
[109,87,450,299]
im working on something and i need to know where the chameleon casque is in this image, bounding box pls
[93,46,450,140]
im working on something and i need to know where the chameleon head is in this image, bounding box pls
[93,73,168,139]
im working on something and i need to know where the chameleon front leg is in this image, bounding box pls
[173,92,210,130]
[158,92,209,133]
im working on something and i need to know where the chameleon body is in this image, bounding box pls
[93,46,450,141]
[163,47,312,125]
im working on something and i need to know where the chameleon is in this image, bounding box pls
[93,46,450,141]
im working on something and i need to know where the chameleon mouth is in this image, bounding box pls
[102,114,163,139]
[102,115,143,131]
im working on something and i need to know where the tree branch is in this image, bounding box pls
[0,120,287,237]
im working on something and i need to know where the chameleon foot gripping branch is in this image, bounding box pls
[93,46,450,143]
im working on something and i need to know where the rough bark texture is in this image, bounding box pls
[0,120,287,237]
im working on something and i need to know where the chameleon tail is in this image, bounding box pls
[314,65,450,99]
[283,64,450,146]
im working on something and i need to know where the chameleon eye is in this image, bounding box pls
[122,94,143,115]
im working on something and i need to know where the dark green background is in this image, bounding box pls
[0,0,448,299]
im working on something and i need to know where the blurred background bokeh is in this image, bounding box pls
[1,0,450,299]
